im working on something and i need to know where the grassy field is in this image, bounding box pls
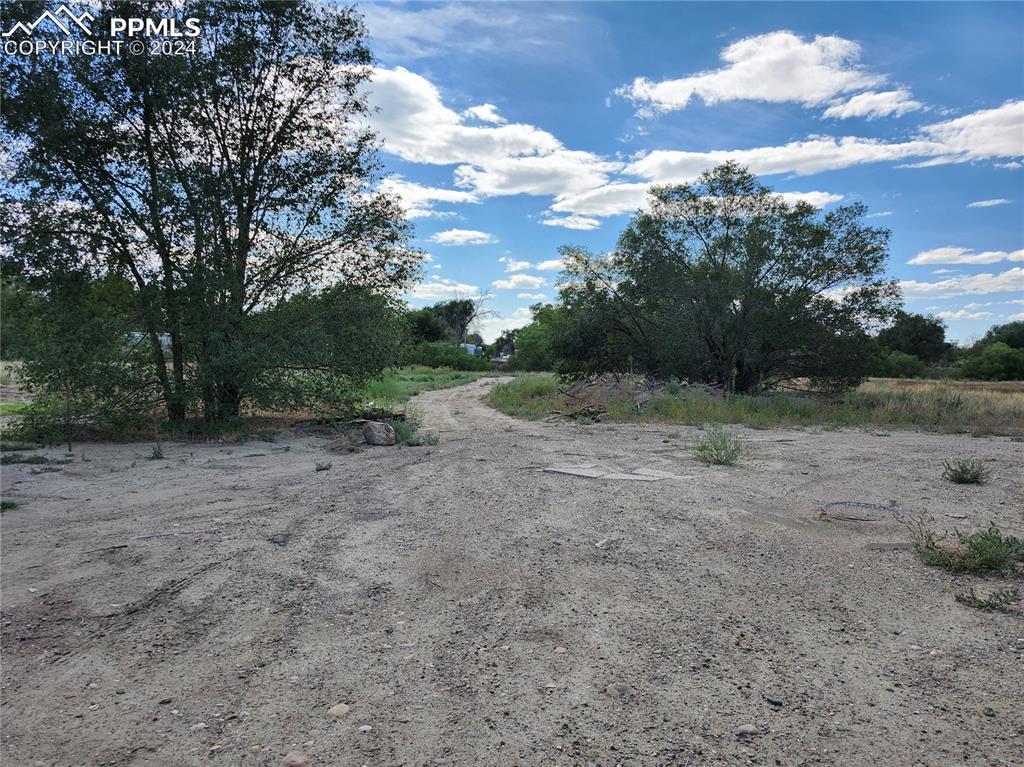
[359,366,494,409]
[489,375,1024,436]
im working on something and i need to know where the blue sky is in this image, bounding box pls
[357,1,1024,342]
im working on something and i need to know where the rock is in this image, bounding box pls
[282,751,310,767]
[327,703,350,718]
[764,694,783,707]
[736,724,759,737]
[190,722,208,732]
[983,707,996,717]
[358,724,373,732]
[605,682,636,699]
[554,646,568,654]
[362,421,396,446]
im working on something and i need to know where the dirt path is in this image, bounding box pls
[1,378,1022,766]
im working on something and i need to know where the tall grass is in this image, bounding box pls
[360,367,492,410]
[488,375,1024,435]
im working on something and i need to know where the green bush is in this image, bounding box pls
[911,521,1024,575]
[960,342,1024,381]
[880,350,927,378]
[942,458,991,484]
[955,587,1021,612]
[690,424,746,466]
[408,342,491,371]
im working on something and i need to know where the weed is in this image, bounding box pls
[315,461,333,472]
[0,403,31,416]
[1,453,49,465]
[910,520,1024,575]
[942,458,991,485]
[1,441,40,452]
[691,424,746,466]
[257,429,278,443]
[148,444,164,460]
[955,587,1021,612]
[390,419,439,446]
[1,500,17,511]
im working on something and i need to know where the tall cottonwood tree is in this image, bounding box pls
[555,163,900,393]
[2,0,420,421]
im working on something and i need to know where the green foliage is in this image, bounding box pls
[408,342,491,371]
[2,1,420,425]
[430,299,477,342]
[0,403,31,416]
[879,349,928,379]
[509,304,563,371]
[552,163,899,394]
[1,501,17,511]
[959,342,1024,381]
[1,453,50,465]
[955,587,1021,612]
[315,462,333,472]
[149,444,165,461]
[690,424,746,465]
[877,312,951,364]
[978,321,1024,350]
[1,442,39,451]
[942,458,991,484]
[390,418,440,446]
[911,521,1024,575]
[406,308,445,343]
[0,274,155,448]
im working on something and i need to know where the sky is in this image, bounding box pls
[356,1,1024,342]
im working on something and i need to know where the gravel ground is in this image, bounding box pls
[1,377,1022,766]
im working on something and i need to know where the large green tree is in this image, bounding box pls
[556,163,900,393]
[877,311,951,364]
[1,0,420,422]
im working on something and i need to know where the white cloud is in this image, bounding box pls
[823,89,922,120]
[899,267,1024,297]
[551,182,651,217]
[462,104,507,124]
[908,247,1024,265]
[776,191,845,207]
[430,228,498,246]
[453,150,620,198]
[1008,312,1024,321]
[407,278,480,300]
[492,274,546,290]
[540,214,602,230]
[914,100,1024,166]
[380,176,478,219]
[618,32,886,116]
[499,256,531,272]
[517,292,548,301]
[867,210,893,218]
[535,259,566,271]
[473,307,535,343]
[935,309,993,321]
[967,198,1012,208]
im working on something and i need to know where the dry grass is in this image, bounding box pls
[489,375,1024,436]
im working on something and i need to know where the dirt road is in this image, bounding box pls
[2,378,1022,766]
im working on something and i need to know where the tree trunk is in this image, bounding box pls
[203,380,242,422]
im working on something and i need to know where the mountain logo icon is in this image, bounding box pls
[3,5,94,37]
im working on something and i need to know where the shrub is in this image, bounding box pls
[691,424,746,466]
[149,444,164,461]
[408,342,491,371]
[315,461,333,472]
[1,500,17,511]
[390,419,439,446]
[955,587,1021,612]
[960,342,1024,381]
[911,521,1024,575]
[942,458,991,484]
[1,453,49,465]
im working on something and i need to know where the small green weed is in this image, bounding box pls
[148,444,165,460]
[1,500,17,511]
[315,461,333,472]
[955,587,1021,612]
[1,441,40,452]
[691,424,746,466]
[1,453,49,465]
[942,458,991,485]
[910,520,1024,575]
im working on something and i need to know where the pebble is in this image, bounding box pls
[190,722,208,732]
[327,703,350,718]
[736,724,759,737]
[764,694,783,707]
[554,646,567,654]
[358,724,373,733]
[605,682,636,699]
[983,707,996,717]
[281,751,310,767]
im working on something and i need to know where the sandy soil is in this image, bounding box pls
[1,378,1022,766]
